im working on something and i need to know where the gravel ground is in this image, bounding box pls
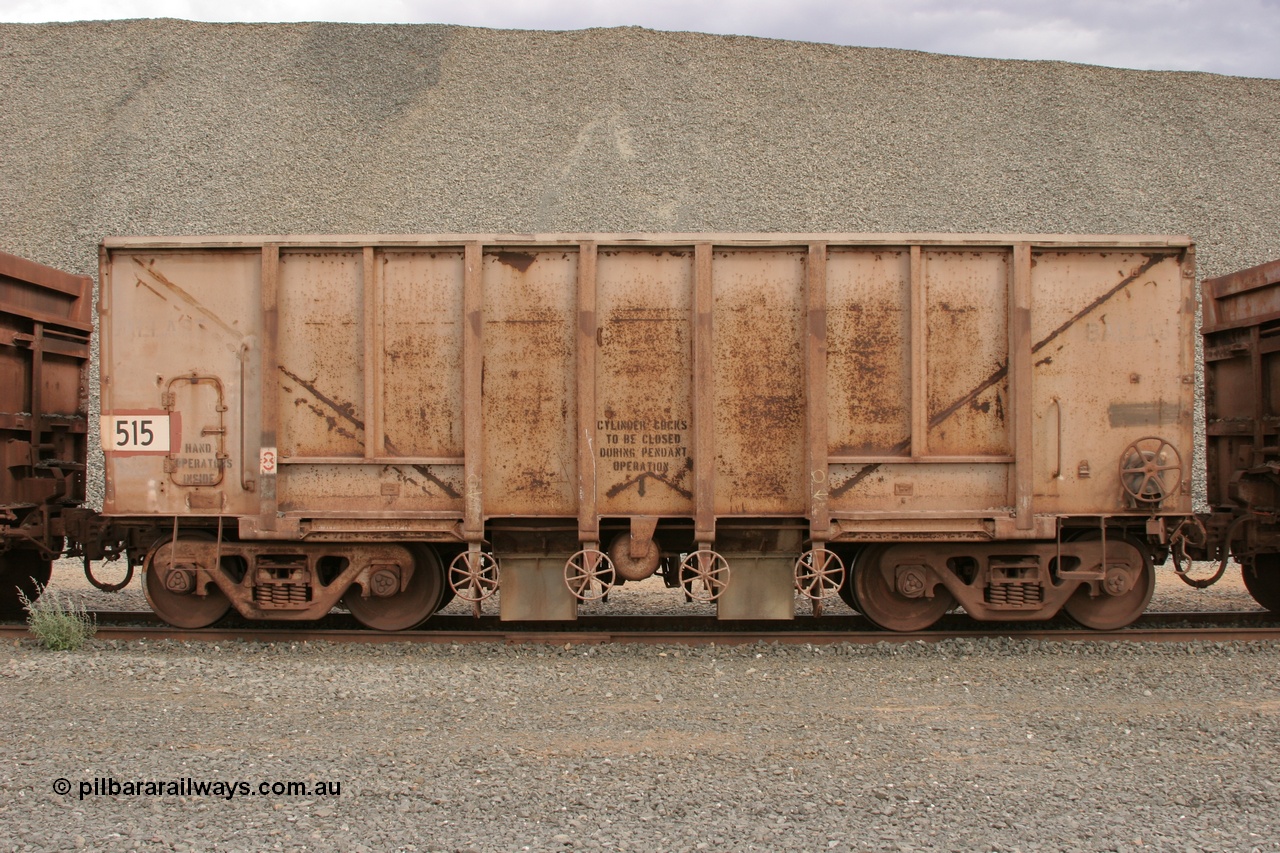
[2,634,1277,852]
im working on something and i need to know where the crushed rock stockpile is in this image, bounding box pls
[3,20,1278,275]
[1,19,1278,507]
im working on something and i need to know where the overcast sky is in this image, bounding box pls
[1,0,1277,79]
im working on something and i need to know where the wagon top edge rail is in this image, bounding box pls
[99,232,1196,251]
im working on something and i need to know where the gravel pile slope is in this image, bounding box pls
[3,637,1278,852]
[2,21,1277,278]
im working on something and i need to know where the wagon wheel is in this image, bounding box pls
[448,550,499,603]
[1118,437,1182,505]
[851,546,953,632]
[795,548,845,601]
[678,550,730,603]
[0,549,53,618]
[1062,536,1154,630]
[143,534,232,629]
[344,546,444,631]
[608,534,661,582]
[836,547,863,610]
[1242,554,1280,612]
[564,549,615,602]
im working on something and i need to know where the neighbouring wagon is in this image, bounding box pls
[74,233,1196,631]
[1199,256,1280,612]
[0,252,92,615]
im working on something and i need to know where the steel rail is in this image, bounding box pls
[2,610,1276,646]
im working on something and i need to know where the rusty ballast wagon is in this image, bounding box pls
[1199,257,1280,609]
[0,252,93,614]
[95,234,1195,631]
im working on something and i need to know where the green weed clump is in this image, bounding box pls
[19,586,97,651]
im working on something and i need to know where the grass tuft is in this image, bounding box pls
[19,584,97,651]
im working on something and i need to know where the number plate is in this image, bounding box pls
[101,414,171,453]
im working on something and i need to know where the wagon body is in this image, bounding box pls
[0,251,92,612]
[98,234,1195,627]
[1202,257,1280,609]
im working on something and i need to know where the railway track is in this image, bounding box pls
[3,609,1278,645]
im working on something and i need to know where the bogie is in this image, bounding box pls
[139,536,447,630]
[846,537,1156,631]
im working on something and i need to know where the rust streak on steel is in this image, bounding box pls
[404,463,461,499]
[1031,253,1166,357]
[829,439,910,497]
[279,365,363,431]
[132,256,243,340]
[277,364,460,498]
[493,251,535,273]
[604,459,694,500]
[931,252,1166,433]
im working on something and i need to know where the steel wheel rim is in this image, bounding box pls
[344,546,444,631]
[1119,437,1182,504]
[678,550,729,603]
[143,538,232,629]
[1062,539,1154,630]
[1242,554,1280,612]
[852,546,953,632]
[795,548,845,601]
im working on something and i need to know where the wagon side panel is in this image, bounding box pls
[1028,249,1194,516]
[273,247,466,515]
[0,252,91,515]
[826,246,1013,517]
[825,247,911,459]
[594,248,695,518]
[711,248,806,516]
[481,249,579,517]
[100,249,261,517]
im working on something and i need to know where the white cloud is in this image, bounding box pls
[0,0,1276,78]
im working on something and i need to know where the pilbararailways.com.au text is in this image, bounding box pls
[53,777,342,801]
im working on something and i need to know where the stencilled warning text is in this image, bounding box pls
[597,418,689,474]
[170,441,230,485]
